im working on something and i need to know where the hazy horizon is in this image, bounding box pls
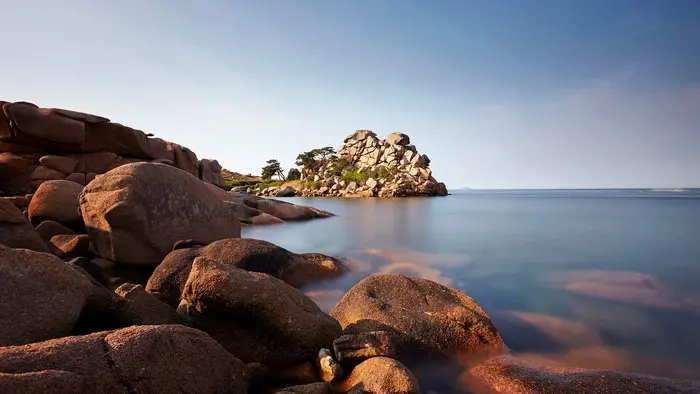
[2,1,699,189]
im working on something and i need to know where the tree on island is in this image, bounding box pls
[287,168,301,180]
[261,159,285,180]
[295,147,337,177]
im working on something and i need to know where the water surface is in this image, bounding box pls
[243,189,700,379]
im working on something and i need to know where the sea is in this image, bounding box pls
[242,189,700,380]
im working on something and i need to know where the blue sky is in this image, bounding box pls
[2,1,699,188]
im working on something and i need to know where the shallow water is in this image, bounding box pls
[242,189,700,380]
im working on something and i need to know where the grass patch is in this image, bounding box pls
[301,180,322,189]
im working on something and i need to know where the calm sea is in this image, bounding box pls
[242,189,700,379]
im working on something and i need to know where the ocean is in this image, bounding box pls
[242,189,700,380]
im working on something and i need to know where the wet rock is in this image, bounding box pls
[28,180,83,228]
[146,238,347,307]
[0,198,49,252]
[330,274,505,368]
[334,357,420,394]
[0,325,250,394]
[0,245,92,346]
[79,162,241,265]
[465,355,700,394]
[178,257,342,367]
[229,192,333,221]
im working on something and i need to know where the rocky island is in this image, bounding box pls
[1,100,699,393]
[244,130,448,198]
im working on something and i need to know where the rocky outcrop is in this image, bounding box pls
[253,130,448,198]
[79,162,241,265]
[0,100,224,196]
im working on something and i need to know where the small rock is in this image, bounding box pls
[366,178,378,189]
[333,357,420,394]
[317,348,344,383]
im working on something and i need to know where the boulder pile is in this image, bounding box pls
[0,100,225,196]
[253,130,448,198]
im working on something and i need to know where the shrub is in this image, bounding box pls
[301,180,322,189]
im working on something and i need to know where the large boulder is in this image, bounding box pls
[0,199,49,252]
[28,180,83,228]
[0,325,250,394]
[146,238,347,307]
[178,257,342,368]
[385,132,410,146]
[79,163,241,265]
[330,274,505,372]
[465,355,700,394]
[334,357,420,394]
[0,245,92,346]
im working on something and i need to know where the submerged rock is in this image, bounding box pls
[465,355,700,394]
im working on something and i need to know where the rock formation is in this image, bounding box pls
[252,130,448,198]
[0,100,224,196]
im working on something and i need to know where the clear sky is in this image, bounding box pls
[2,1,699,189]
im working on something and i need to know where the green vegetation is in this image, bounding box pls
[339,166,397,185]
[295,147,337,176]
[301,180,322,189]
[287,168,301,180]
[261,159,285,180]
[255,179,286,189]
[224,179,260,190]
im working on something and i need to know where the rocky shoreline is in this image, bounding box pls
[1,102,699,393]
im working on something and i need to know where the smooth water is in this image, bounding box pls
[242,189,700,379]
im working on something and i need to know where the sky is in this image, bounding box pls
[2,1,699,189]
